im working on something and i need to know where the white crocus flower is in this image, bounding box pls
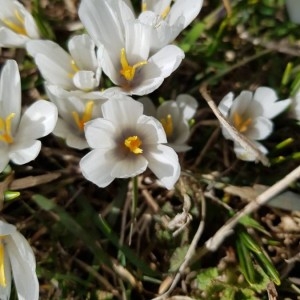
[0,220,39,300]
[0,0,40,47]
[78,0,184,96]
[80,96,180,189]
[46,84,107,150]
[0,60,57,172]
[26,34,101,92]
[139,0,203,52]
[218,87,291,161]
[140,94,198,152]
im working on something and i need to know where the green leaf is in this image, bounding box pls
[32,194,112,267]
[196,267,219,291]
[169,245,189,272]
[236,235,256,284]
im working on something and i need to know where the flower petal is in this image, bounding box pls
[15,100,57,142]
[145,144,180,189]
[218,92,234,118]
[137,115,167,144]
[0,27,28,47]
[53,118,89,150]
[246,116,273,140]
[138,97,157,117]
[229,91,253,119]
[233,140,268,162]
[111,155,148,178]
[6,232,39,300]
[0,59,21,135]
[176,94,198,120]
[101,97,143,128]
[253,87,291,119]
[84,118,117,149]
[0,146,9,173]
[148,45,184,78]
[80,149,117,188]
[73,71,99,91]
[9,140,41,165]
[68,34,98,70]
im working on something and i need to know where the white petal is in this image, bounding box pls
[168,143,191,152]
[218,92,234,117]
[125,21,150,61]
[15,100,58,142]
[101,97,143,128]
[176,94,198,120]
[168,0,203,28]
[53,118,88,150]
[84,118,117,149]
[26,40,74,89]
[73,71,99,90]
[0,221,16,235]
[111,155,148,178]
[0,27,28,47]
[131,75,164,96]
[0,242,11,300]
[80,149,117,188]
[229,91,253,119]
[0,146,9,173]
[253,87,291,119]
[246,117,273,140]
[68,34,97,70]
[0,59,21,135]
[137,115,167,144]
[6,233,39,300]
[148,45,184,78]
[233,140,268,162]
[78,0,125,56]
[145,144,180,189]
[138,97,157,117]
[171,120,190,144]
[23,10,40,39]
[9,140,41,165]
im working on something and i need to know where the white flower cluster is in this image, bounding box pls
[0,1,203,297]
[1,0,299,298]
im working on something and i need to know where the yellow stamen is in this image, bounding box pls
[0,239,6,287]
[120,48,147,82]
[161,5,171,19]
[2,10,27,35]
[124,136,143,154]
[72,101,94,132]
[141,1,147,11]
[71,60,80,73]
[0,113,15,144]
[233,112,252,133]
[68,60,80,78]
[160,114,173,137]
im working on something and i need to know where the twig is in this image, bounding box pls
[196,165,300,261]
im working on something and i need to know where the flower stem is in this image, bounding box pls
[129,176,138,245]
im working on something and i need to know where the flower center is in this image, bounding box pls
[0,237,6,287]
[124,136,143,154]
[0,113,15,144]
[72,101,94,132]
[233,112,252,133]
[160,114,173,137]
[119,48,147,82]
[1,10,27,35]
